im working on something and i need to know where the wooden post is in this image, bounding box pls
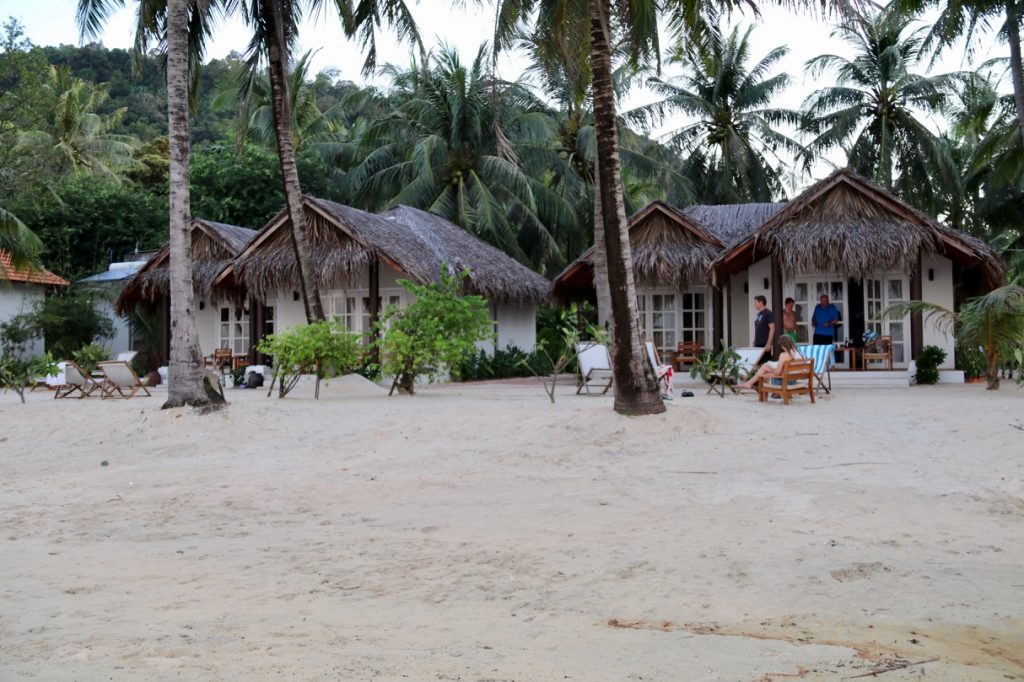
[368,256,381,367]
[712,288,724,351]
[770,257,784,360]
[910,254,923,360]
[249,296,263,364]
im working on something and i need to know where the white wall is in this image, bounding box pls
[0,284,45,357]
[496,302,536,352]
[920,253,955,369]
[195,300,221,354]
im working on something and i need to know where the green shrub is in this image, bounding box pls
[453,346,554,381]
[955,345,986,379]
[0,352,58,404]
[72,341,111,374]
[376,269,494,395]
[914,345,947,385]
[257,320,362,398]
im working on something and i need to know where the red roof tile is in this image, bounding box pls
[0,251,69,286]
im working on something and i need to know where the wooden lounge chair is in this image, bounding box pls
[97,360,152,399]
[575,342,614,395]
[758,358,815,405]
[644,341,673,396]
[54,361,102,399]
[797,343,835,394]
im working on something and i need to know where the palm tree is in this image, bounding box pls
[801,9,957,200]
[628,24,800,203]
[217,50,347,164]
[16,65,138,178]
[77,0,224,408]
[345,46,573,269]
[883,284,1024,389]
[0,205,42,274]
[237,0,423,323]
[895,0,1024,141]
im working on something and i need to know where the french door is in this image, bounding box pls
[793,278,847,340]
[864,275,909,366]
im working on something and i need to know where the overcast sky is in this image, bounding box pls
[4,0,1013,189]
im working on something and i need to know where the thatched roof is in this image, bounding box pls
[710,168,1005,288]
[552,200,726,305]
[681,203,785,247]
[219,197,550,305]
[116,218,257,314]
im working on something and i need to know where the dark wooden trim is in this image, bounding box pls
[770,257,784,360]
[368,257,381,366]
[910,253,923,360]
[712,287,724,351]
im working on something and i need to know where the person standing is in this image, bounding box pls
[782,297,799,341]
[811,294,842,345]
[752,295,775,363]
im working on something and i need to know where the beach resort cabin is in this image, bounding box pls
[552,200,783,361]
[117,219,257,368]
[209,197,549,364]
[552,169,1004,371]
[0,250,69,357]
[710,170,1003,370]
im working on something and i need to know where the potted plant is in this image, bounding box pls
[690,342,743,397]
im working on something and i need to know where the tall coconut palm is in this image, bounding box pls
[628,24,801,203]
[345,46,573,269]
[217,49,347,164]
[801,9,958,200]
[16,65,138,178]
[895,0,1024,140]
[77,0,223,408]
[237,0,422,323]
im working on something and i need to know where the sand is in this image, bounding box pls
[1,377,1022,681]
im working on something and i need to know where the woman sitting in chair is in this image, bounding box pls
[737,336,804,390]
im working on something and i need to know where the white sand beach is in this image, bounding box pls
[1,378,1022,680]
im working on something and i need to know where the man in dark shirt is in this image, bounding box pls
[753,295,775,362]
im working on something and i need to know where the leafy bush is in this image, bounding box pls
[0,352,58,404]
[377,269,494,395]
[914,345,947,385]
[955,345,986,379]
[31,291,114,360]
[257,320,362,398]
[72,341,111,374]
[453,346,553,381]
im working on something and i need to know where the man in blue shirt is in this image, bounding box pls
[811,294,841,345]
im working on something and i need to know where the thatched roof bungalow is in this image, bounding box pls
[116,218,257,315]
[552,168,1003,372]
[711,169,1004,369]
[113,218,257,369]
[213,197,550,358]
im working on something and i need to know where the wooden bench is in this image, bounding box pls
[757,358,815,405]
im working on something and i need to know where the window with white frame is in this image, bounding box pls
[637,290,706,357]
[681,292,706,345]
[219,304,250,355]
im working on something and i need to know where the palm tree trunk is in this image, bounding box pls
[1007,0,1024,140]
[589,0,665,416]
[592,163,611,330]
[163,0,219,409]
[262,0,325,322]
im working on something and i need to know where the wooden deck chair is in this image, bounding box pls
[97,360,152,399]
[734,347,768,381]
[54,361,102,399]
[644,341,673,396]
[115,351,138,365]
[758,358,815,405]
[673,341,702,371]
[575,342,614,395]
[797,343,835,394]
